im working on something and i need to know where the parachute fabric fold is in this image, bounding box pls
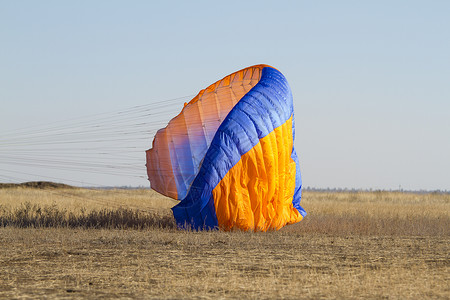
[146,65,306,231]
[146,66,264,200]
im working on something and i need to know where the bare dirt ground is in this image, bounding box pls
[0,187,449,299]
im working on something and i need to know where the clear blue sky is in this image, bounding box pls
[1,1,449,190]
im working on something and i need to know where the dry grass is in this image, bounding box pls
[1,187,448,236]
[0,186,177,213]
[0,202,176,229]
[0,186,178,229]
[286,190,450,236]
[0,228,448,299]
[0,186,449,299]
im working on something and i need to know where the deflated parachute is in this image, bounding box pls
[146,65,306,231]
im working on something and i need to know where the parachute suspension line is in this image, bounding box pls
[0,94,196,187]
[0,95,195,138]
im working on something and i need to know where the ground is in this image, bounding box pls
[0,187,448,299]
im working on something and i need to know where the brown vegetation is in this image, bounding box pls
[0,186,448,299]
[288,190,450,236]
[0,181,75,189]
[0,202,175,229]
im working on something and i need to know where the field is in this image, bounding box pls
[0,185,449,299]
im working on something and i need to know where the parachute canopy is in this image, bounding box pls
[146,65,305,231]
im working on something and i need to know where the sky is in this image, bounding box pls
[1,1,449,190]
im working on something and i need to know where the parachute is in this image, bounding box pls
[146,65,306,231]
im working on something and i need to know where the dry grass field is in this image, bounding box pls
[0,184,449,299]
